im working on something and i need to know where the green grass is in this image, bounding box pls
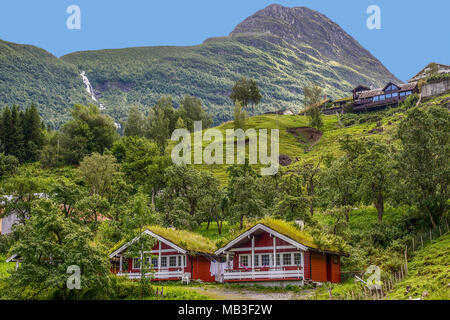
[172,113,395,184]
[387,233,450,300]
[0,254,14,279]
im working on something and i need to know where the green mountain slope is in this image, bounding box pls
[388,233,450,300]
[60,4,400,125]
[0,39,89,128]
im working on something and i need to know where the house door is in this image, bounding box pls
[326,255,332,282]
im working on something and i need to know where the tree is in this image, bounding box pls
[112,137,170,201]
[0,104,45,163]
[145,106,170,153]
[22,104,45,162]
[230,77,262,112]
[122,192,158,298]
[1,166,49,224]
[50,178,84,219]
[178,95,212,131]
[395,106,449,227]
[4,199,111,299]
[355,141,393,222]
[158,165,219,230]
[233,100,247,130]
[303,83,324,129]
[76,194,110,232]
[226,164,264,229]
[319,156,358,223]
[295,160,321,216]
[124,106,145,137]
[79,152,118,197]
[59,104,118,164]
[275,172,310,222]
[0,153,19,179]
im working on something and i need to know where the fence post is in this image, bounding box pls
[405,247,408,275]
[412,237,415,252]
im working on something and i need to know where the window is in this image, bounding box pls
[392,92,398,98]
[240,255,249,267]
[178,256,182,267]
[261,255,270,267]
[373,96,379,102]
[133,258,141,270]
[254,255,259,267]
[169,256,177,267]
[283,253,292,266]
[276,254,281,266]
[151,257,158,268]
[161,256,167,268]
[405,91,412,96]
[386,93,392,99]
[294,253,301,266]
[400,92,406,97]
[386,84,398,92]
[380,95,385,101]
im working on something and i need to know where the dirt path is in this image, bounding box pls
[187,286,316,300]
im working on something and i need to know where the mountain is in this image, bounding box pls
[1,4,400,127]
[0,39,89,128]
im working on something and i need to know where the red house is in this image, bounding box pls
[215,220,347,285]
[109,226,218,283]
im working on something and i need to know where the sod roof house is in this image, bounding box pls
[109,226,219,282]
[215,219,348,284]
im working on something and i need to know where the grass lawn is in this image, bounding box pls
[0,254,14,279]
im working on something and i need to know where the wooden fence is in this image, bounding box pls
[336,220,448,300]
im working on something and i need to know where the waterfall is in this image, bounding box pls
[80,71,106,110]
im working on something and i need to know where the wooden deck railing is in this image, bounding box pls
[223,268,304,281]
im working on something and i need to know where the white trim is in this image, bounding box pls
[215,224,309,255]
[109,229,187,258]
[229,245,296,252]
[223,269,304,281]
[6,254,18,263]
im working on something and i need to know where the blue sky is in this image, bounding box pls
[0,0,448,81]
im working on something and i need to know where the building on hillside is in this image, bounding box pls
[351,82,419,113]
[109,227,220,282]
[215,220,347,286]
[408,63,450,83]
[264,109,294,116]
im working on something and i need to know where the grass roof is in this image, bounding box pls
[334,96,353,103]
[225,218,348,255]
[110,225,217,255]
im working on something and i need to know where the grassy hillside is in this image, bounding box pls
[387,233,450,300]
[0,39,89,128]
[177,111,395,184]
[181,92,449,184]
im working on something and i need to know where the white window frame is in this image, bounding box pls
[239,255,249,267]
[132,258,141,270]
[169,256,177,267]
